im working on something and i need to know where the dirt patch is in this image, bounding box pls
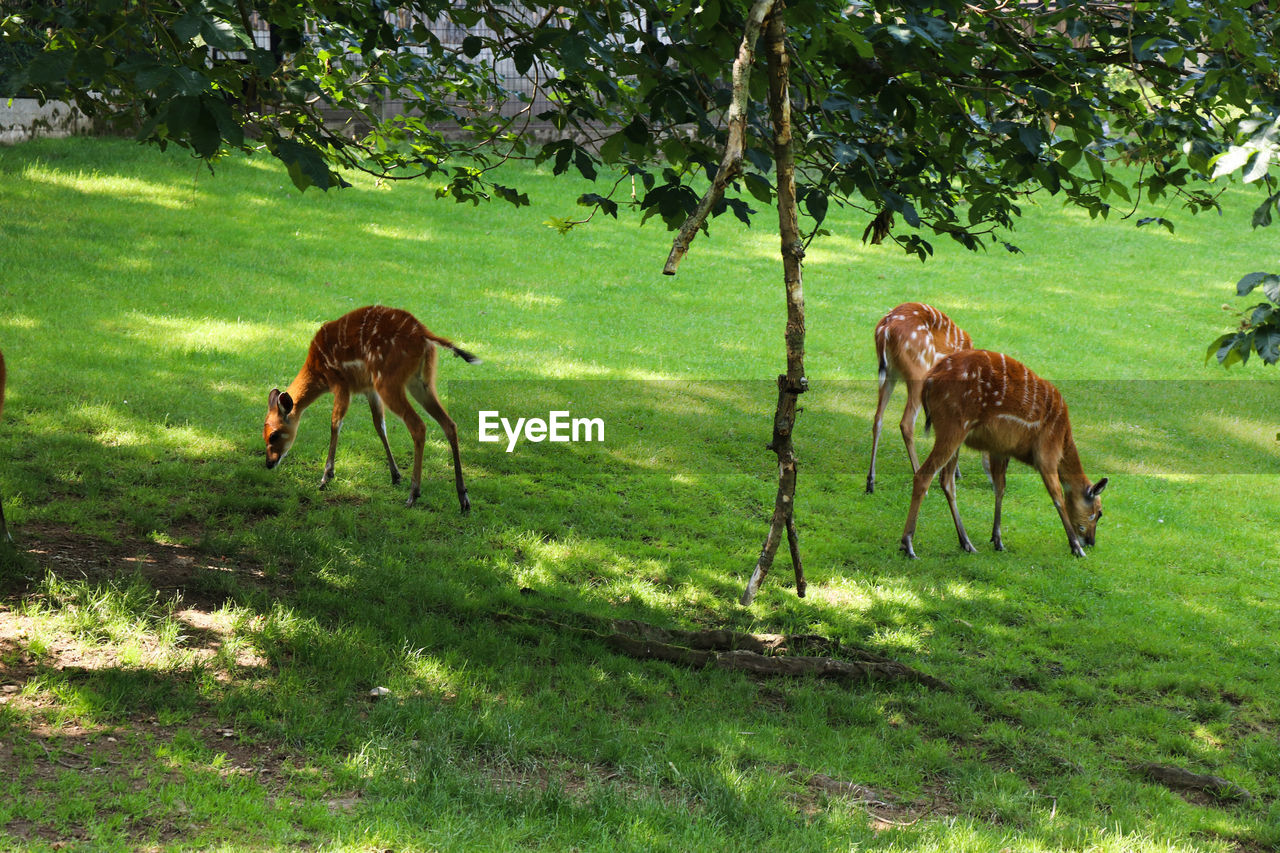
[783,764,957,830]
[4,523,275,610]
[0,523,291,846]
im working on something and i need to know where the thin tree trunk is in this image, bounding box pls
[741,4,806,605]
[659,0,806,604]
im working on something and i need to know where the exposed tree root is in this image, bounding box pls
[495,606,949,690]
[602,619,950,691]
[1133,762,1252,802]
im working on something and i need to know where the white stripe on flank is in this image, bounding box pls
[994,412,1041,428]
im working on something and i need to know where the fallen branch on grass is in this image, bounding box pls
[1132,762,1252,802]
[494,605,950,690]
[603,619,950,691]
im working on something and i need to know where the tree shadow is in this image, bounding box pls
[2,137,1277,849]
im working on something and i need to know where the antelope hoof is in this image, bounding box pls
[960,539,978,554]
[390,470,402,485]
[404,486,420,508]
[899,536,917,559]
[865,478,875,494]
[459,492,471,515]
[318,477,331,491]
[1072,544,1087,558]
[992,537,1005,552]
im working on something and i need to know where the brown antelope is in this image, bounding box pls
[867,302,973,493]
[264,305,480,512]
[899,349,1107,558]
[0,348,9,543]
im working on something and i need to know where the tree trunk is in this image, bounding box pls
[741,5,807,605]
[658,1,806,605]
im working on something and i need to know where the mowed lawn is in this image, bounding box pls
[0,136,1278,851]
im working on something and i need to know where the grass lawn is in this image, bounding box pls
[0,135,1278,851]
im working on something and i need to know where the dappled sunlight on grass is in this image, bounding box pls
[0,314,41,331]
[122,314,281,357]
[23,168,203,210]
[481,288,566,309]
[6,138,1280,851]
[31,402,236,456]
[1204,412,1280,455]
[358,222,436,242]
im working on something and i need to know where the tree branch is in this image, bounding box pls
[663,0,775,276]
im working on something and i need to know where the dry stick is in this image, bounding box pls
[662,0,776,276]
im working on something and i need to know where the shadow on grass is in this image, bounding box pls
[2,375,1278,847]
[2,138,1278,847]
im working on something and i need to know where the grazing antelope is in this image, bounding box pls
[867,302,973,493]
[899,349,1107,558]
[264,306,480,512]
[0,348,9,543]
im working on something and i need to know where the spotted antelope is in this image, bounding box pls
[264,306,480,511]
[899,349,1107,558]
[867,302,973,493]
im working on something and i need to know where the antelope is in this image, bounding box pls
[264,305,480,512]
[0,348,9,543]
[899,349,1107,558]
[867,302,973,493]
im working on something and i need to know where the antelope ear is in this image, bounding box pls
[1087,478,1108,499]
[268,388,280,409]
[276,390,294,418]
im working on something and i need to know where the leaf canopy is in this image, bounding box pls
[3,1,1280,252]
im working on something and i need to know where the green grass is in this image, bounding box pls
[0,135,1278,851]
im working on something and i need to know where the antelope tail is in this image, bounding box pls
[425,332,482,365]
[922,378,933,434]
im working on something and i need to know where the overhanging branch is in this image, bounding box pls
[663,0,776,276]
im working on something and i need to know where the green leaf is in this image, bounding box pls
[802,187,828,225]
[543,217,576,235]
[574,147,597,181]
[173,13,203,44]
[1236,272,1280,298]
[513,43,535,76]
[1210,146,1252,180]
[1019,127,1043,155]
[599,133,625,164]
[578,193,618,217]
[1057,142,1082,171]
[1085,151,1105,182]
[200,16,245,51]
[274,139,348,192]
[189,100,221,158]
[494,185,530,207]
[1243,148,1273,184]
[832,141,859,166]
[1206,333,1234,364]
[1136,217,1174,234]
[1252,195,1276,229]
[743,173,772,204]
